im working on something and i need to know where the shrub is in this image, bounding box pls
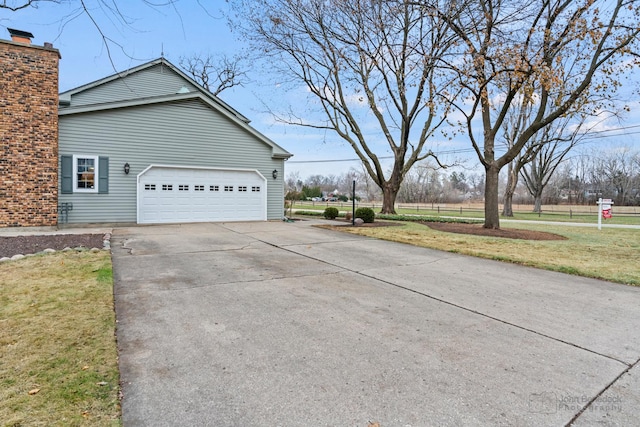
[355,207,375,223]
[323,207,339,219]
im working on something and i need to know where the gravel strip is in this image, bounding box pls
[0,234,107,259]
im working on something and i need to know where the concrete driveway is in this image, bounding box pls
[111,220,640,426]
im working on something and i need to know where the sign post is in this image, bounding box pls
[596,198,614,230]
[352,180,355,226]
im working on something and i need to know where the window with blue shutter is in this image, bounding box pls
[61,155,73,194]
[61,155,109,194]
[98,157,109,194]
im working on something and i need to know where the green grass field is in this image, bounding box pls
[0,251,121,426]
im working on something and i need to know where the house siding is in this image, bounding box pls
[59,99,285,223]
[0,39,60,227]
[66,63,199,107]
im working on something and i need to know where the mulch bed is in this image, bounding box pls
[323,218,565,240]
[423,222,567,241]
[0,234,105,258]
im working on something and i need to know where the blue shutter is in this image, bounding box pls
[61,155,73,194]
[98,157,109,194]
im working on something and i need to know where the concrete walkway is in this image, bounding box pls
[111,220,640,426]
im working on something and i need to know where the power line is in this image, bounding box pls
[288,148,476,164]
[581,123,640,136]
[288,157,391,164]
[287,124,639,164]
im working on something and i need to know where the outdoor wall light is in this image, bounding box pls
[272,169,278,179]
[124,163,131,174]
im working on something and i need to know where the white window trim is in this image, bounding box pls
[73,155,99,193]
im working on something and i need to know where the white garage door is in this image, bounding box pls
[138,166,267,224]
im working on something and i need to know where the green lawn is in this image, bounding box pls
[317,220,640,286]
[0,251,120,426]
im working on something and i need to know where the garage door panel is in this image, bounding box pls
[138,167,267,224]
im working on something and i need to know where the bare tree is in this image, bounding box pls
[1,0,59,11]
[2,0,198,67]
[568,154,592,204]
[1,1,182,14]
[520,125,582,213]
[352,165,382,202]
[429,0,640,228]
[284,170,301,193]
[588,147,640,205]
[179,53,249,96]
[228,0,456,214]
[502,159,525,216]
[305,174,338,193]
[398,161,444,203]
[501,100,606,215]
[336,169,358,196]
[500,98,534,217]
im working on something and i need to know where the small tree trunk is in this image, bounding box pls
[484,165,501,229]
[533,193,543,213]
[502,192,514,217]
[501,162,517,217]
[381,184,398,214]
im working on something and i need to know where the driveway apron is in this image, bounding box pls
[111,221,640,426]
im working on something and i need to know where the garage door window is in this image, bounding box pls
[224,186,233,192]
[210,185,219,191]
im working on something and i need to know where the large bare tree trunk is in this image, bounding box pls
[484,165,501,229]
[381,183,398,214]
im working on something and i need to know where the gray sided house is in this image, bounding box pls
[58,58,292,225]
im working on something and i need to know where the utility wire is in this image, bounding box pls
[287,124,639,164]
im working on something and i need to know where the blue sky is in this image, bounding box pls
[2,1,639,181]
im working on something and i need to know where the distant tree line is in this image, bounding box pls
[286,147,640,208]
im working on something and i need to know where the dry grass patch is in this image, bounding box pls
[0,251,120,426]
[325,222,640,286]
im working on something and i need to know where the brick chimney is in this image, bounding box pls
[0,30,61,227]
[7,28,34,44]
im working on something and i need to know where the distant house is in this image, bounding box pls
[0,30,292,228]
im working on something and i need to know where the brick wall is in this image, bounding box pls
[0,39,60,227]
